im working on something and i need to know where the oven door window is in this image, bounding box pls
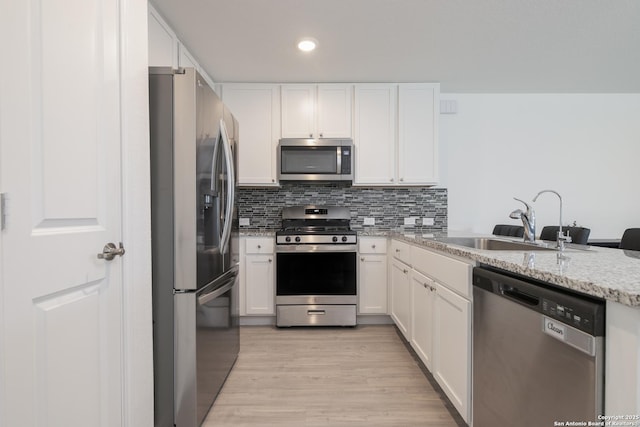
[276,252,356,295]
[280,146,338,174]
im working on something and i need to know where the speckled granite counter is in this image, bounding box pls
[391,232,640,307]
[238,228,640,307]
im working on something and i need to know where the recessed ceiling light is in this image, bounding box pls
[297,38,318,52]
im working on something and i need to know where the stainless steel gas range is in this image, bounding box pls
[275,205,357,327]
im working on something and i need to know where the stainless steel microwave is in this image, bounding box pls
[278,138,353,182]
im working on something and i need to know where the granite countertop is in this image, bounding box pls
[391,231,640,307]
[238,228,640,307]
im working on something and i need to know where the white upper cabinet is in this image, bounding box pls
[222,84,281,186]
[317,85,353,138]
[354,84,397,185]
[148,6,177,67]
[147,5,216,88]
[354,83,439,186]
[398,83,439,185]
[281,84,352,139]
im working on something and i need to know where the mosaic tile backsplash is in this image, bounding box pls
[237,183,447,231]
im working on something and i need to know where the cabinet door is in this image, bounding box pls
[411,271,436,370]
[317,84,352,138]
[433,283,471,423]
[223,85,280,185]
[148,6,177,67]
[353,84,397,185]
[398,83,439,185]
[358,254,388,314]
[390,259,412,340]
[244,254,275,315]
[281,85,315,138]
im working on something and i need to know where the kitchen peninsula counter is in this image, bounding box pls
[391,231,640,307]
[238,228,640,307]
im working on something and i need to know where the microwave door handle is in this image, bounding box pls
[219,119,235,254]
[336,146,342,175]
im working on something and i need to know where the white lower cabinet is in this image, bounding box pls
[433,282,471,423]
[410,270,436,370]
[388,239,473,423]
[240,237,275,316]
[390,258,412,340]
[605,300,640,417]
[358,237,388,314]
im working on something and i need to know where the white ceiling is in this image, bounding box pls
[150,0,640,93]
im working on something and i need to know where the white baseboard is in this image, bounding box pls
[239,314,393,326]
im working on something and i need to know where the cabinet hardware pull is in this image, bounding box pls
[257,245,261,249]
[361,257,365,261]
[372,244,376,249]
[268,258,272,262]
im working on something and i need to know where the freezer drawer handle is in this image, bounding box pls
[198,278,235,306]
[307,310,326,315]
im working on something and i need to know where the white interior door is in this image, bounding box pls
[0,0,125,426]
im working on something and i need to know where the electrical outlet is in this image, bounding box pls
[423,217,435,226]
[239,218,250,227]
[363,217,375,226]
[404,217,416,226]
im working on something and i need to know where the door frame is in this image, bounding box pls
[119,0,154,426]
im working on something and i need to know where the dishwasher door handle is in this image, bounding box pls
[500,285,539,306]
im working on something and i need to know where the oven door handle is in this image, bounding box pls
[275,244,358,253]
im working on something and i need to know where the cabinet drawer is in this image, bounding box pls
[358,237,387,254]
[411,246,472,298]
[244,237,274,254]
[391,239,412,265]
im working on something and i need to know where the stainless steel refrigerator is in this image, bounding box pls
[149,67,240,427]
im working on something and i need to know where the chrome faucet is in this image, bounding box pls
[510,197,536,243]
[533,189,571,251]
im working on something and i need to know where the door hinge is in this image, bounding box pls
[0,193,6,231]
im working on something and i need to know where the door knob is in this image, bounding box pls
[98,242,125,261]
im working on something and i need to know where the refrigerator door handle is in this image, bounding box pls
[211,134,221,195]
[219,119,235,254]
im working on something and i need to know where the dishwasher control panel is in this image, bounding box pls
[473,266,605,336]
[542,298,596,334]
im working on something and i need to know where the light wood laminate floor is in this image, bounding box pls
[203,325,463,426]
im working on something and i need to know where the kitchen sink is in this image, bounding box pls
[433,237,557,251]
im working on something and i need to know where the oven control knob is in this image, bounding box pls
[341,236,348,242]
[285,236,291,243]
[295,236,301,243]
[332,236,338,242]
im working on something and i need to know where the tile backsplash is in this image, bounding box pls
[237,183,447,231]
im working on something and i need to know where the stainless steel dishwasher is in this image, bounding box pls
[472,266,605,427]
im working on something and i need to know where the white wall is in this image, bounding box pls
[439,94,640,239]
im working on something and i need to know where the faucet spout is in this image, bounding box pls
[533,189,571,250]
[511,197,536,242]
